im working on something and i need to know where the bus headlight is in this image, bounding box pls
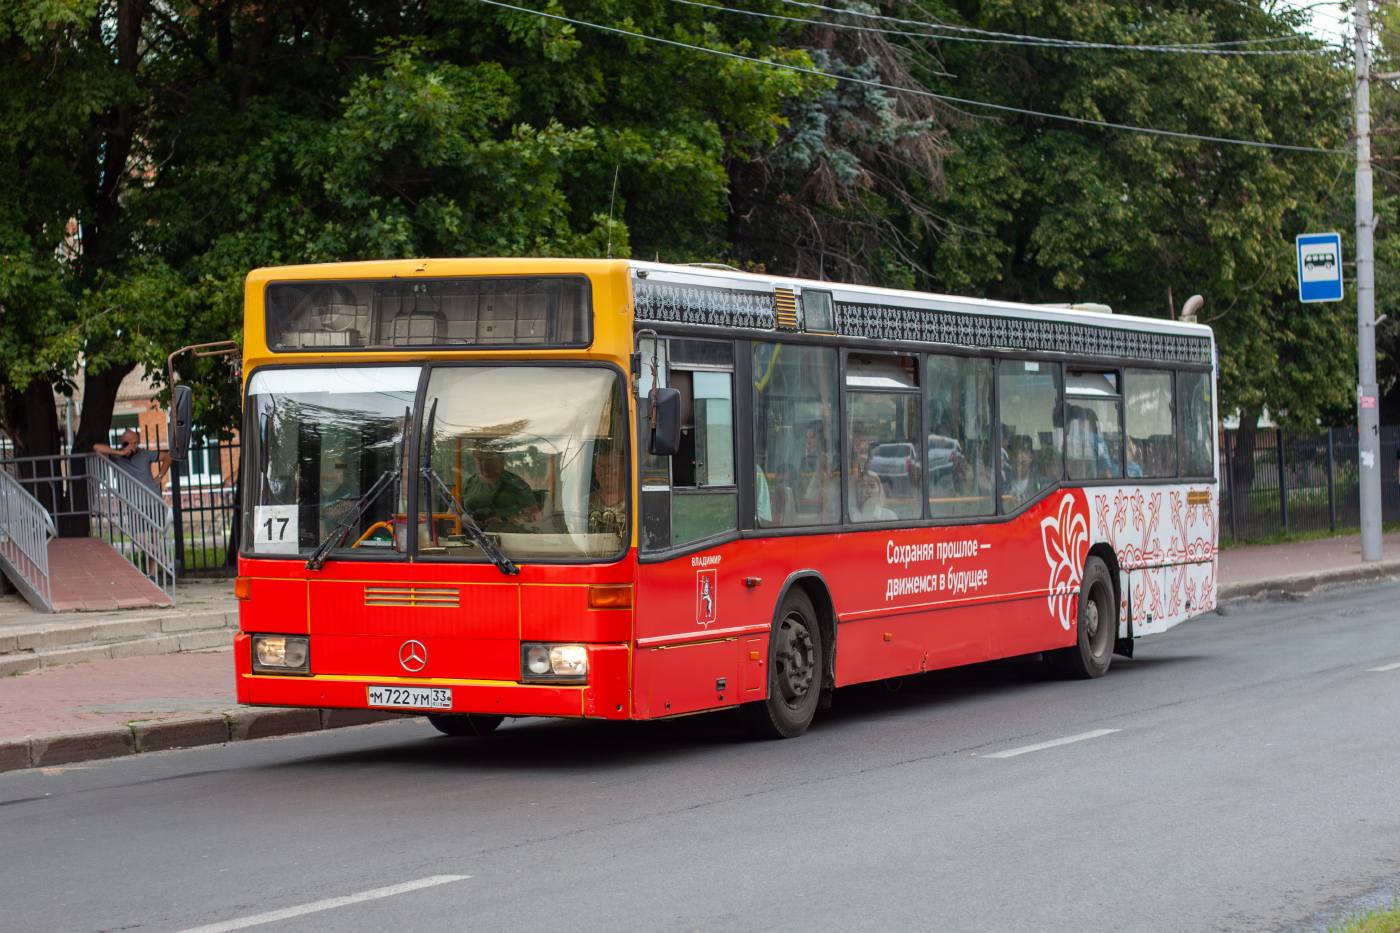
[252,635,311,673]
[521,643,588,683]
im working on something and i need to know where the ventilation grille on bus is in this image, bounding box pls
[774,288,799,330]
[365,586,460,608]
[1186,490,1210,506]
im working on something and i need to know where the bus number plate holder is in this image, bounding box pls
[367,685,453,710]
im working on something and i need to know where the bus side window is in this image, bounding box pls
[997,360,1064,512]
[926,355,994,518]
[1065,370,1123,481]
[752,342,840,528]
[1124,369,1176,478]
[638,337,738,551]
[671,369,738,546]
[1178,371,1214,477]
[637,337,672,551]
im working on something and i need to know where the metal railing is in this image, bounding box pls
[104,424,240,577]
[0,424,240,579]
[0,467,57,610]
[87,453,176,598]
[0,450,176,600]
[1219,425,1400,541]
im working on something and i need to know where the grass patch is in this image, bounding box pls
[1327,893,1400,932]
[1219,521,1400,550]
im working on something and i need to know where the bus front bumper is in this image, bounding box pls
[233,634,630,719]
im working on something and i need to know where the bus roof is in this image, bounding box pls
[244,257,1213,366]
[625,260,1214,366]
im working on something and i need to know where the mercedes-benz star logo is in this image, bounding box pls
[398,639,427,672]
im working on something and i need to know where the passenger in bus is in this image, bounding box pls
[800,420,840,522]
[1003,435,1043,507]
[801,421,832,476]
[949,445,993,500]
[461,444,541,525]
[849,470,897,523]
[1067,405,1117,478]
[588,444,627,537]
[1125,437,1144,478]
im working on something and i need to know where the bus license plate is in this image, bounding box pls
[367,685,452,710]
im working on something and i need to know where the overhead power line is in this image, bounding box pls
[755,0,1332,53]
[472,0,1350,154]
[666,0,1328,54]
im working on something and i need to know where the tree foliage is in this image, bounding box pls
[0,0,1368,452]
[904,0,1353,428]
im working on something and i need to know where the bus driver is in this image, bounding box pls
[461,443,540,526]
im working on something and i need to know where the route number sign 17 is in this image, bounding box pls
[253,505,299,555]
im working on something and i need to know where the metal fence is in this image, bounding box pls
[1219,425,1400,541]
[0,423,240,578]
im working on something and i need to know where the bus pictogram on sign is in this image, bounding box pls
[1296,233,1343,303]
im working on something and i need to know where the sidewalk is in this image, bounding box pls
[1218,532,1400,600]
[4,534,1400,773]
[0,647,409,771]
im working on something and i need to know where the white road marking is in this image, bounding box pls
[984,729,1120,759]
[171,875,469,933]
[1368,662,1400,672]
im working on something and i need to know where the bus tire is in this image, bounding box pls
[1051,556,1115,679]
[743,588,823,739]
[427,714,504,736]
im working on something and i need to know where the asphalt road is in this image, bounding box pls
[5,580,1400,933]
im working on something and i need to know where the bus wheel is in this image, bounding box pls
[1051,556,1115,679]
[743,589,823,739]
[427,714,505,736]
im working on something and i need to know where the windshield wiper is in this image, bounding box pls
[420,466,519,576]
[419,398,519,576]
[305,407,410,571]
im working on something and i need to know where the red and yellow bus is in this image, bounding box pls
[233,259,1217,738]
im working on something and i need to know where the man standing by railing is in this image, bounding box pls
[94,429,171,495]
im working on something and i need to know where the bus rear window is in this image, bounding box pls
[265,275,591,351]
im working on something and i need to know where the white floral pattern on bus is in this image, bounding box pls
[1090,485,1217,571]
[1087,484,1219,635]
[1041,492,1089,631]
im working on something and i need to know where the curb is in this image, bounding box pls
[0,707,415,773]
[1218,559,1400,603]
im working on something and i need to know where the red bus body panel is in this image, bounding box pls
[236,484,1217,721]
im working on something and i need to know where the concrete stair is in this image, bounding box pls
[0,606,238,677]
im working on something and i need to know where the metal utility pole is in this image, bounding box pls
[1356,2,1383,561]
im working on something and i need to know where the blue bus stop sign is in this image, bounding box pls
[1296,232,1343,303]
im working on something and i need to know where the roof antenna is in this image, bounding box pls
[606,165,620,259]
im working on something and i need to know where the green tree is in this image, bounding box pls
[0,0,821,450]
[906,0,1354,430]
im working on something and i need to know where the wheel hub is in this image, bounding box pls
[775,614,815,703]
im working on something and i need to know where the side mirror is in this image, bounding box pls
[168,385,193,462]
[648,387,681,456]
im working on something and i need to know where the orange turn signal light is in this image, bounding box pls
[234,576,251,600]
[587,584,632,609]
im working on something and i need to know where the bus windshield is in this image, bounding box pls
[244,367,417,557]
[420,366,628,561]
[243,364,629,562]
